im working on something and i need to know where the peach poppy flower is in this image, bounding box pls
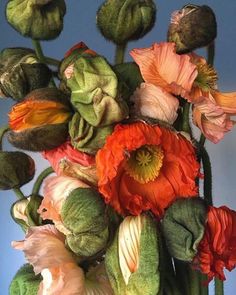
[190,54,236,143]
[130,42,198,99]
[42,141,97,186]
[131,83,179,124]
[38,176,89,234]
[194,206,236,282]
[96,122,200,217]
[12,225,113,294]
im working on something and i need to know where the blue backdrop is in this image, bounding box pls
[1,0,236,294]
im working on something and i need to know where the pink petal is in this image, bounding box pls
[131,83,179,124]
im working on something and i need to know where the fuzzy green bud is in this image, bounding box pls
[168,4,217,53]
[97,0,156,45]
[162,198,207,262]
[6,0,66,40]
[0,48,51,101]
[0,151,35,190]
[9,264,41,295]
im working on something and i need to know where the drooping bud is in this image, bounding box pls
[11,195,43,232]
[9,264,41,295]
[97,0,156,45]
[61,188,109,257]
[105,214,160,295]
[162,198,207,261]
[168,4,217,53]
[0,151,35,190]
[0,48,51,101]
[8,88,73,151]
[6,0,66,40]
[69,113,113,155]
[60,47,128,127]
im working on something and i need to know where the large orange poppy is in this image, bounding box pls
[96,122,200,217]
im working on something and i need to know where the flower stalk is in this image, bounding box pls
[115,43,127,64]
[32,167,54,195]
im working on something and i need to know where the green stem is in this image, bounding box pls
[215,278,224,295]
[32,167,54,195]
[182,102,191,135]
[207,42,215,66]
[200,274,209,295]
[32,40,46,63]
[201,146,213,206]
[13,188,26,200]
[189,269,201,295]
[199,134,206,147]
[0,125,9,150]
[174,260,190,295]
[44,56,60,67]
[115,43,127,64]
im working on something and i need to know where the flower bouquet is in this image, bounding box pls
[1,1,236,294]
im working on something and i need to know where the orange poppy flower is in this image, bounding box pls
[96,122,200,217]
[194,206,236,282]
[9,99,71,131]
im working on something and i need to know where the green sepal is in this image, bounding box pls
[162,198,207,262]
[105,214,160,295]
[9,264,41,295]
[25,195,43,226]
[69,112,113,155]
[61,188,109,257]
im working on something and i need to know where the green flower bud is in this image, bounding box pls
[61,188,109,257]
[168,4,217,53]
[6,0,66,40]
[105,214,160,295]
[162,198,207,262]
[97,0,156,45]
[61,53,128,127]
[69,113,113,155]
[11,195,43,232]
[9,264,41,295]
[8,88,72,151]
[0,48,52,101]
[0,151,35,190]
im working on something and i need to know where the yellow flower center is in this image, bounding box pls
[194,62,218,91]
[124,145,164,184]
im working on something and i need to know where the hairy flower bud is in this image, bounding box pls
[168,4,217,53]
[162,198,207,261]
[6,0,66,40]
[8,88,72,151]
[0,151,35,190]
[105,215,160,295]
[0,48,51,101]
[9,264,41,295]
[97,0,156,45]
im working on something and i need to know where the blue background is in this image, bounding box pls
[1,0,236,294]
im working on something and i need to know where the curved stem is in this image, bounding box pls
[207,42,215,66]
[182,102,192,135]
[115,43,127,64]
[201,146,213,206]
[13,188,26,200]
[0,125,9,151]
[215,278,224,295]
[32,40,46,63]
[32,167,54,195]
[44,56,60,67]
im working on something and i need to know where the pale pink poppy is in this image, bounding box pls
[130,42,198,98]
[131,83,179,124]
[38,176,89,227]
[12,225,113,295]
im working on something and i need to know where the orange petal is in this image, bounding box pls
[213,91,236,114]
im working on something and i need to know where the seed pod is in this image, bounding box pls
[97,0,156,45]
[8,88,72,151]
[0,48,51,101]
[168,4,217,53]
[0,151,35,190]
[6,0,66,40]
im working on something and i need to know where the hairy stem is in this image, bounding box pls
[115,43,127,64]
